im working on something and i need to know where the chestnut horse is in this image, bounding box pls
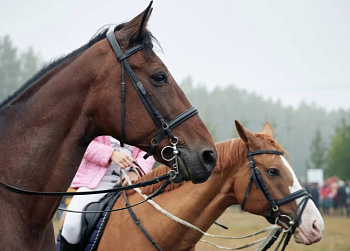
[98,121,324,250]
[0,3,217,251]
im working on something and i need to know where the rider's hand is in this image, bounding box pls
[110,150,134,169]
[117,171,139,186]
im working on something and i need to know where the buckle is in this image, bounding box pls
[272,205,279,212]
[162,123,169,130]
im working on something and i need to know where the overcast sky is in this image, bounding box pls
[1,0,349,111]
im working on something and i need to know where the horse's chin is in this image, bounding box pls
[169,156,191,183]
[169,147,214,184]
[170,155,211,184]
[293,227,321,245]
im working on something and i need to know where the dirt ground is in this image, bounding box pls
[53,208,350,251]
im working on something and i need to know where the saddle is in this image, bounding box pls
[79,191,121,251]
[57,191,122,251]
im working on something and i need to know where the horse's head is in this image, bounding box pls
[233,121,324,245]
[86,3,217,183]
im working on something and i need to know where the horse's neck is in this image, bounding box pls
[149,140,245,250]
[0,47,110,223]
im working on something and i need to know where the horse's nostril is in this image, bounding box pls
[201,149,217,172]
[312,220,323,234]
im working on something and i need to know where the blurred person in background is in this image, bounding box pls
[321,180,332,215]
[337,180,347,216]
[332,180,339,213]
[311,183,320,209]
[346,180,350,217]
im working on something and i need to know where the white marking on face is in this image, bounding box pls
[280,156,324,244]
[280,156,303,204]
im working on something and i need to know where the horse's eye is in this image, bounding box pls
[152,72,167,84]
[267,168,279,177]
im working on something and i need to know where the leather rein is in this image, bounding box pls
[241,149,312,251]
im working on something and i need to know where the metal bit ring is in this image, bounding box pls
[275,214,294,233]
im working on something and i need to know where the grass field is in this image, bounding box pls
[196,209,350,251]
[54,209,350,250]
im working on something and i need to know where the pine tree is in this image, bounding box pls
[327,118,350,180]
[307,129,327,170]
[0,36,42,102]
[20,47,41,84]
[0,35,21,101]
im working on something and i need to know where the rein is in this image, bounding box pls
[0,171,171,197]
[58,177,171,214]
[121,169,279,250]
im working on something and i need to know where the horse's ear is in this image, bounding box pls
[235,120,248,143]
[120,1,153,45]
[262,122,274,138]
[235,120,261,149]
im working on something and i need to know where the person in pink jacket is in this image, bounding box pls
[60,136,155,249]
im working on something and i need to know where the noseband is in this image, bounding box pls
[241,149,311,234]
[106,31,197,178]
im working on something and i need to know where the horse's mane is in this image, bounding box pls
[0,23,159,109]
[127,133,287,196]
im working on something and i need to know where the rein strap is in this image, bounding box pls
[0,173,170,196]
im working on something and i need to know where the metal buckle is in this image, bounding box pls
[162,123,169,130]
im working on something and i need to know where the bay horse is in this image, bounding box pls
[97,121,324,250]
[0,3,217,251]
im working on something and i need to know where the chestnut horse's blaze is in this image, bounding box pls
[0,3,216,250]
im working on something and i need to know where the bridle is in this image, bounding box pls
[0,30,197,197]
[106,30,197,180]
[241,149,311,241]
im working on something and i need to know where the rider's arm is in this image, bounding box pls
[83,137,115,167]
[133,148,155,175]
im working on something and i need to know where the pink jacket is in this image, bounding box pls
[71,136,155,189]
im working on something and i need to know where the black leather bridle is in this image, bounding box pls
[241,149,311,250]
[106,31,198,161]
[0,30,198,197]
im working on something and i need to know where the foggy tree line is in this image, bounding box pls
[180,76,350,179]
[0,35,349,180]
[0,35,42,101]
